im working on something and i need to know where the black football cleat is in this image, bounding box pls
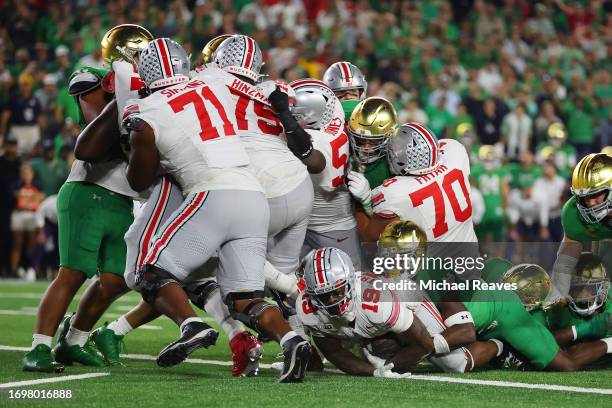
[277,335,311,383]
[156,321,218,367]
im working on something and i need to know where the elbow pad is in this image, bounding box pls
[277,110,313,160]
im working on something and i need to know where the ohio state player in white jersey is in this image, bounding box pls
[295,247,474,375]
[288,79,362,269]
[123,38,310,383]
[351,123,477,247]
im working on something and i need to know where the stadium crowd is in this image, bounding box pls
[0,0,610,279]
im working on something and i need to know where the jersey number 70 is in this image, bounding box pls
[409,168,472,238]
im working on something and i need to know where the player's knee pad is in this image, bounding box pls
[137,264,179,305]
[225,291,280,335]
[186,280,220,311]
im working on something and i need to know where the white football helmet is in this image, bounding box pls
[138,38,190,90]
[323,61,367,99]
[289,78,338,130]
[387,123,440,176]
[303,247,356,318]
[212,34,263,83]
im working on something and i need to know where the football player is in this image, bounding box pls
[209,35,325,304]
[470,145,509,243]
[295,247,432,376]
[353,123,478,247]
[322,61,367,122]
[535,123,576,180]
[22,24,153,373]
[289,78,362,269]
[89,34,265,377]
[505,252,611,354]
[124,38,310,383]
[346,97,398,188]
[550,153,612,304]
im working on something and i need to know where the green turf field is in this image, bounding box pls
[0,281,610,408]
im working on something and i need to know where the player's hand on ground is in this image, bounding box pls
[346,171,372,205]
[373,363,411,379]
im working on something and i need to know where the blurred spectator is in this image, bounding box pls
[508,150,543,191]
[33,194,59,279]
[49,45,73,88]
[533,160,567,242]
[30,139,68,197]
[507,179,549,242]
[475,98,504,146]
[428,75,460,116]
[501,103,532,161]
[425,95,453,138]
[398,99,428,126]
[10,162,45,278]
[564,95,595,158]
[1,74,42,157]
[477,60,502,96]
[0,137,20,276]
[534,100,562,144]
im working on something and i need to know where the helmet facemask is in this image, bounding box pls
[308,280,355,318]
[349,131,390,164]
[569,277,610,316]
[573,187,612,224]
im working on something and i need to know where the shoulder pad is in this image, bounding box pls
[69,70,103,97]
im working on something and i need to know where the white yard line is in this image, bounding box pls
[0,292,141,303]
[0,311,162,330]
[0,372,110,389]
[1,345,611,395]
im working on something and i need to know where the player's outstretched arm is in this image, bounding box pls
[74,99,121,162]
[313,336,376,376]
[354,207,396,242]
[126,120,159,192]
[391,316,435,373]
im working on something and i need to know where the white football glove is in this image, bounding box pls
[257,80,296,102]
[373,363,411,379]
[347,171,373,214]
[363,347,387,369]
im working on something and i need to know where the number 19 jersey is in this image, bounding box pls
[371,139,477,242]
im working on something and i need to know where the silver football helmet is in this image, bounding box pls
[138,38,189,90]
[212,34,263,83]
[289,78,338,130]
[387,123,440,176]
[303,247,356,319]
[323,61,367,99]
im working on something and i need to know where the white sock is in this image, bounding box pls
[264,261,299,299]
[602,337,612,353]
[32,334,53,349]
[179,317,202,333]
[203,289,244,339]
[65,325,89,347]
[280,330,298,347]
[489,339,503,357]
[107,316,133,336]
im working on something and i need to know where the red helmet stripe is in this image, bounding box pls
[290,79,332,90]
[314,248,326,286]
[155,39,173,78]
[408,122,437,167]
[243,36,254,70]
[339,62,351,84]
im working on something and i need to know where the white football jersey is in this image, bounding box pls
[308,103,355,233]
[372,139,477,242]
[295,273,414,342]
[201,74,309,199]
[124,70,262,195]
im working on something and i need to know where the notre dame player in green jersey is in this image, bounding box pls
[470,145,509,242]
[22,25,153,373]
[536,123,577,180]
[549,153,612,305]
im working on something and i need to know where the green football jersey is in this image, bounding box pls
[470,164,508,222]
[561,196,612,243]
[341,99,361,123]
[544,299,612,337]
[507,163,542,189]
[352,157,392,190]
[536,143,577,180]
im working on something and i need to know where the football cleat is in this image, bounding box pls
[91,322,125,366]
[277,335,312,383]
[53,339,106,367]
[22,344,65,373]
[156,321,218,368]
[229,331,263,377]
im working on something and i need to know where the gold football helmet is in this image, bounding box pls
[201,34,233,65]
[101,24,153,64]
[547,122,567,148]
[571,153,612,223]
[348,97,398,164]
[502,264,551,311]
[569,252,609,316]
[377,221,427,276]
[601,146,612,156]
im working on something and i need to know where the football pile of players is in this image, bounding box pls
[20,25,612,382]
